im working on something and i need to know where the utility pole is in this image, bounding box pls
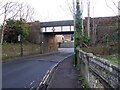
[73,0,76,67]
[81,0,84,34]
[73,0,82,67]
[87,0,90,37]
[118,2,120,60]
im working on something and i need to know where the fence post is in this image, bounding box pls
[21,40,23,56]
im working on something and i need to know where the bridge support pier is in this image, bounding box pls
[42,34,58,53]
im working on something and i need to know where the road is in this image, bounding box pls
[2,48,74,88]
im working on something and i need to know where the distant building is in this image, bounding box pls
[56,34,73,42]
[63,35,71,41]
[56,35,64,42]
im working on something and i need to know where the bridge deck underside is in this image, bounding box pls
[43,31,74,35]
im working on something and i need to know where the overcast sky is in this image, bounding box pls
[0,0,120,23]
[21,0,119,21]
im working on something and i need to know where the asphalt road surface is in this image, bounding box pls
[2,48,74,88]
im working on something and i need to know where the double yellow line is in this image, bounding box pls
[36,64,57,90]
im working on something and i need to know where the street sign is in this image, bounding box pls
[18,35,21,41]
[52,27,55,32]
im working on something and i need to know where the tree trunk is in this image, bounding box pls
[0,22,5,44]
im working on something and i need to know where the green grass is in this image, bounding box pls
[2,55,21,60]
[2,52,40,60]
[81,82,87,87]
[79,77,85,81]
[102,55,120,65]
[82,46,119,65]
[79,76,89,88]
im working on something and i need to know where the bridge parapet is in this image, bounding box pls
[77,49,120,88]
[40,20,74,34]
[40,20,74,27]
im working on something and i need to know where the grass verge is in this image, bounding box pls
[2,52,40,60]
[79,76,89,88]
[101,55,119,65]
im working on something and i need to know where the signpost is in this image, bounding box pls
[18,35,23,56]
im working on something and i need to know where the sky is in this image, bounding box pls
[0,0,120,24]
[20,0,120,21]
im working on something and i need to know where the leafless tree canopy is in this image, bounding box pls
[0,1,35,23]
[0,0,36,44]
[17,3,35,21]
[112,0,120,10]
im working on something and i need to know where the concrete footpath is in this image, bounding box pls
[47,55,82,89]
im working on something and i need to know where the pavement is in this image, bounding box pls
[47,55,82,89]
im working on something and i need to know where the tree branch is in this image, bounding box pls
[105,0,117,15]
[112,0,120,10]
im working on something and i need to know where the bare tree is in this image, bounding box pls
[112,0,120,10]
[105,0,117,15]
[65,0,73,17]
[92,0,97,45]
[25,5,35,22]
[18,3,35,22]
[0,1,36,44]
[0,1,19,44]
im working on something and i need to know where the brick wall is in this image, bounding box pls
[27,21,58,54]
[27,21,41,43]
